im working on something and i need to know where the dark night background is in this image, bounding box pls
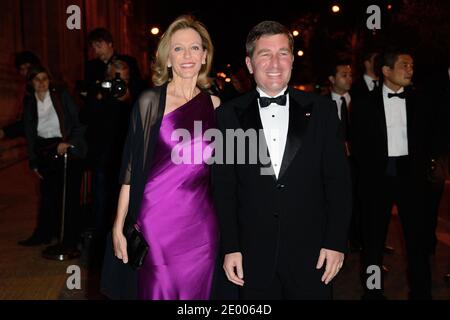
[1,0,450,122]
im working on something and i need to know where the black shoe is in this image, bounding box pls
[383,245,395,254]
[18,234,52,246]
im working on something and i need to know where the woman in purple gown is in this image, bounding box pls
[111,15,221,300]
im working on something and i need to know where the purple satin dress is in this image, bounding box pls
[137,92,218,300]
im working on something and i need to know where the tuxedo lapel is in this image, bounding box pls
[237,91,274,179]
[278,89,312,180]
[374,88,388,147]
[405,90,415,153]
[238,95,263,132]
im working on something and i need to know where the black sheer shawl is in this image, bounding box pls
[120,83,167,226]
[100,83,167,300]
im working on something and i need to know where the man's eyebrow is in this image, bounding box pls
[255,48,271,55]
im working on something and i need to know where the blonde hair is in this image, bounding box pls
[151,15,214,89]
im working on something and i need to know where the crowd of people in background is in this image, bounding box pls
[0,17,449,300]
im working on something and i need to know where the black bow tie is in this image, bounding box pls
[258,93,287,108]
[387,91,406,99]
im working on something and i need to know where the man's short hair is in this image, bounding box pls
[26,65,50,82]
[14,51,41,70]
[328,59,352,77]
[375,47,412,72]
[246,21,294,58]
[373,46,412,80]
[87,28,114,45]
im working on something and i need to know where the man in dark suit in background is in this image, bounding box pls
[326,60,364,254]
[351,50,380,99]
[351,48,432,299]
[82,28,144,270]
[213,21,352,300]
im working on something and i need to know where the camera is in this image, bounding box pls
[99,72,128,98]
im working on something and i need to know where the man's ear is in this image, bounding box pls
[245,56,253,74]
[382,66,390,78]
[328,75,335,85]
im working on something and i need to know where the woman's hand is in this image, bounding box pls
[112,227,128,264]
[56,142,72,155]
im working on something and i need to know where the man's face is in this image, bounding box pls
[18,63,31,78]
[31,72,49,94]
[364,53,378,76]
[91,40,114,62]
[383,54,414,88]
[330,65,353,93]
[245,34,293,96]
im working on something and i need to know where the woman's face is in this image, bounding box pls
[168,28,207,80]
[32,72,49,94]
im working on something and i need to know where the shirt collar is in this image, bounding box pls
[383,84,404,96]
[256,86,288,98]
[35,90,50,102]
[331,91,350,102]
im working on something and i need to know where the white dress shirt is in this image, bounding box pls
[257,87,289,179]
[363,74,378,91]
[382,85,408,157]
[36,91,62,139]
[331,91,351,120]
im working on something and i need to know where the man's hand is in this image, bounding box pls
[223,252,244,286]
[316,248,344,285]
[56,142,72,155]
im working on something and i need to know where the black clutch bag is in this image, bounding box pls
[124,224,149,270]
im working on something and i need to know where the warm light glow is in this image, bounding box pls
[299,85,306,91]
[332,5,340,13]
[293,30,300,37]
[226,64,231,68]
[297,50,304,57]
[150,27,159,35]
[225,78,231,83]
[216,72,227,78]
[387,4,393,10]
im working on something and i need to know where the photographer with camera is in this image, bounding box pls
[81,28,144,270]
[85,58,138,270]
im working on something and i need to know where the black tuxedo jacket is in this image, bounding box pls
[350,77,371,100]
[350,86,431,193]
[212,87,352,289]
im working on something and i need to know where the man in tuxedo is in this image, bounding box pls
[351,48,432,299]
[326,60,364,253]
[351,49,396,256]
[327,60,352,152]
[213,21,352,300]
[351,50,380,99]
